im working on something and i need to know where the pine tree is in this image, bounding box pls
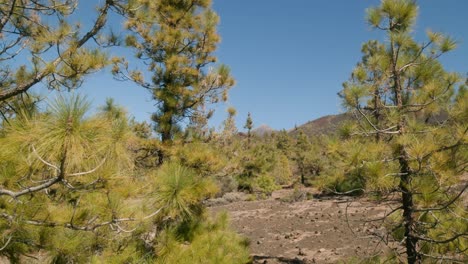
[113,0,234,145]
[244,112,253,144]
[222,107,238,141]
[186,108,212,141]
[295,132,312,185]
[341,1,467,262]
[276,129,292,155]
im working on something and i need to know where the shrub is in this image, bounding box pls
[152,162,218,220]
[154,213,250,264]
[253,174,279,196]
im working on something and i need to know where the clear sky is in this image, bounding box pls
[51,0,467,131]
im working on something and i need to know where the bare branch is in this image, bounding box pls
[0,0,17,33]
[31,145,59,172]
[68,158,106,177]
[355,107,400,134]
[0,177,61,198]
[0,236,12,251]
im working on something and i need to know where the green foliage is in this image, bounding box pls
[0,95,251,262]
[293,132,328,185]
[275,130,293,155]
[241,143,276,177]
[172,142,226,176]
[47,229,97,264]
[0,94,41,125]
[235,140,288,195]
[367,0,418,32]
[152,162,218,220]
[252,174,279,196]
[130,119,153,139]
[0,95,144,262]
[272,153,293,185]
[154,213,250,264]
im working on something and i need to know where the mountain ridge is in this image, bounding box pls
[289,113,350,137]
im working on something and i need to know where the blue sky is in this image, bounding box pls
[47,1,467,131]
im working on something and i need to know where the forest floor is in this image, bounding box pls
[209,188,399,264]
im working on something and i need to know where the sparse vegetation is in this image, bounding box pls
[0,0,465,263]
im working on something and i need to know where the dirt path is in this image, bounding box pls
[210,189,396,263]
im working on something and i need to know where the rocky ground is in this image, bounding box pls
[210,188,400,264]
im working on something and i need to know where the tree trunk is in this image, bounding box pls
[158,118,173,164]
[392,36,419,263]
[399,154,419,264]
[298,160,306,185]
[373,87,381,142]
[157,149,165,165]
[161,130,172,143]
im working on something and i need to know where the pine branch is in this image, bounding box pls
[355,106,400,134]
[421,126,468,161]
[397,41,433,73]
[414,233,467,244]
[418,252,466,264]
[0,0,16,33]
[0,176,61,198]
[414,183,467,212]
[0,0,113,101]
[0,207,164,232]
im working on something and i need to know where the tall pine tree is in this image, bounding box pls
[114,0,234,145]
[244,112,253,144]
[341,0,467,262]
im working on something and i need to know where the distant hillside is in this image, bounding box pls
[252,124,275,137]
[289,110,448,138]
[289,113,351,137]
